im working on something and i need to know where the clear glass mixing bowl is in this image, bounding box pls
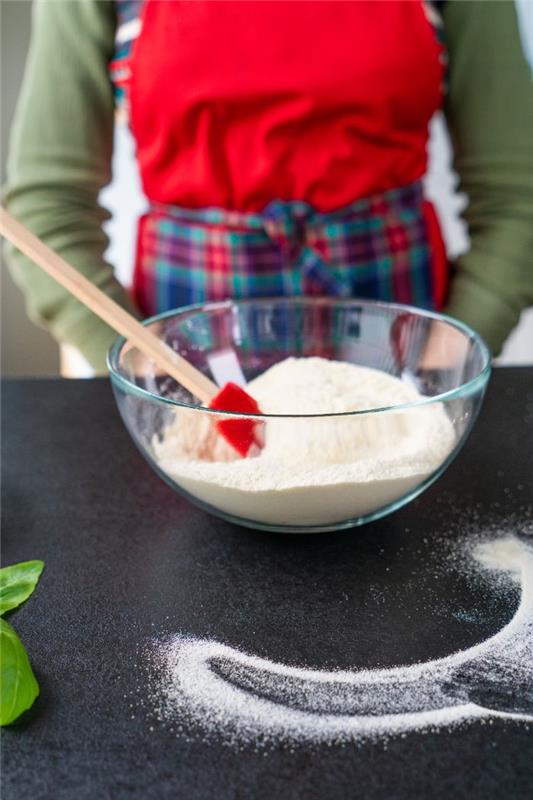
[107,298,491,533]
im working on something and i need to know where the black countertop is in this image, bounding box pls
[2,368,533,800]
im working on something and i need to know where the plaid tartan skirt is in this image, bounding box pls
[132,180,443,318]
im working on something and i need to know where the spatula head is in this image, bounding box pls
[208,382,264,457]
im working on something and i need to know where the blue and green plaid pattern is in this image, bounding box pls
[133,181,436,317]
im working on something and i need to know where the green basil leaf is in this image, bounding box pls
[0,561,44,616]
[0,618,39,725]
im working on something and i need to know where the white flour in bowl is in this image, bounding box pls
[152,357,456,526]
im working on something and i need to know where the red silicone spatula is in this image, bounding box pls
[208,381,263,457]
[0,208,263,457]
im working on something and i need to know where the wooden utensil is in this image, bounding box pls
[0,208,263,456]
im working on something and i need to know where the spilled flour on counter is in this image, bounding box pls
[146,536,533,744]
[153,358,456,526]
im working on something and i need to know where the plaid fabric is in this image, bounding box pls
[133,181,436,318]
[109,0,144,114]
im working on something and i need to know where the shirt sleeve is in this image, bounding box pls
[442,0,533,355]
[3,0,139,373]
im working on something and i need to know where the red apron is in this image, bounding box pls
[110,0,447,315]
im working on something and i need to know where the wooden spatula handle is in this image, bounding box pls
[0,208,217,403]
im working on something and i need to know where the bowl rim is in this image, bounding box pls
[106,297,492,419]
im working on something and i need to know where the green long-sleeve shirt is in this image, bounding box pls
[4,0,533,371]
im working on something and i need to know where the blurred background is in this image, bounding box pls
[2,0,532,376]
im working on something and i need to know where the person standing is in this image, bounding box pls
[4,0,533,372]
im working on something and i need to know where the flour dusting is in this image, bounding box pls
[146,535,533,744]
[153,358,456,526]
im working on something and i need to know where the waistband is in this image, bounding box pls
[147,181,425,240]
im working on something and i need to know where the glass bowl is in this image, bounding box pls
[107,298,491,533]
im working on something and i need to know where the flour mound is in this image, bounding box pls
[246,357,449,466]
[153,357,456,526]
